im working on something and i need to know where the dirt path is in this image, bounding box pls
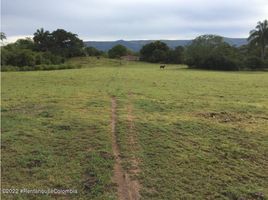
[111,97,141,200]
[126,93,141,199]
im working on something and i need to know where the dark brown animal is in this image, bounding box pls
[160,65,166,69]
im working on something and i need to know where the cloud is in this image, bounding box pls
[2,0,268,41]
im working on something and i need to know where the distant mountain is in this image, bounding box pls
[223,38,248,47]
[84,38,248,52]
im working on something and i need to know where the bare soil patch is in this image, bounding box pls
[111,97,141,200]
[126,93,141,199]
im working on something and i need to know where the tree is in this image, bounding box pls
[14,38,35,50]
[185,35,241,70]
[51,29,84,57]
[33,28,84,57]
[185,35,223,67]
[85,46,103,56]
[1,32,6,41]
[1,32,7,46]
[108,44,128,58]
[1,37,64,68]
[140,41,169,63]
[248,19,268,60]
[166,46,185,64]
[245,56,264,70]
[33,28,51,51]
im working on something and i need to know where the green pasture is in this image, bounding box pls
[1,57,268,199]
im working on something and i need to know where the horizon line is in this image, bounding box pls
[3,34,248,44]
[84,37,247,42]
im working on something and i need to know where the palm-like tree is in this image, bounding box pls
[0,32,6,41]
[248,20,268,60]
[33,28,51,51]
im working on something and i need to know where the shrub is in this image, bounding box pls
[1,65,20,72]
[10,49,36,67]
[1,64,80,72]
[166,46,185,64]
[202,54,240,71]
[85,47,104,56]
[151,49,167,63]
[42,52,65,64]
[35,64,80,71]
[244,56,264,70]
[1,45,65,68]
[263,59,268,69]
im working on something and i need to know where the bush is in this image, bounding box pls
[85,47,104,56]
[263,60,268,69]
[166,46,185,64]
[1,65,20,72]
[1,64,81,72]
[202,54,240,71]
[150,49,167,63]
[9,49,36,67]
[1,28,83,71]
[1,45,65,68]
[42,52,65,64]
[244,56,264,70]
[37,64,80,71]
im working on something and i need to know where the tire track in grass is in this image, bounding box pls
[126,92,141,200]
[111,96,141,200]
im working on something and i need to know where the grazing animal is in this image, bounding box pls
[160,65,166,69]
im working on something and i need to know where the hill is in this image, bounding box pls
[84,38,248,52]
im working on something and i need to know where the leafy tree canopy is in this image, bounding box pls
[248,19,268,60]
[185,34,242,70]
[33,28,84,57]
[140,41,169,63]
[108,44,128,58]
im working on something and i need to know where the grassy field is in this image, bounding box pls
[1,57,268,200]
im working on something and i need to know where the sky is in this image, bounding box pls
[1,0,268,42]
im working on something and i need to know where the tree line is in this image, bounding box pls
[139,20,268,70]
[1,28,86,71]
[93,20,268,70]
[1,19,267,71]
